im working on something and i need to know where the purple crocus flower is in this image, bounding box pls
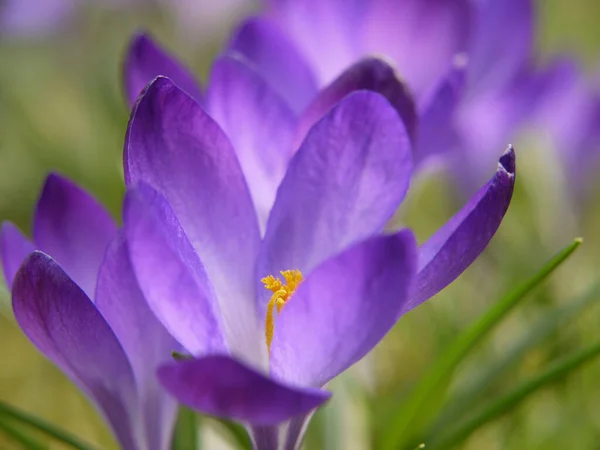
[1,175,179,450]
[224,0,533,180]
[119,38,516,445]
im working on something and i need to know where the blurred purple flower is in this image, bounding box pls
[120,41,516,445]
[1,175,178,450]
[224,0,534,182]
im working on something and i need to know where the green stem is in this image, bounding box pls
[380,238,582,450]
[0,401,97,450]
[0,417,47,450]
[430,339,600,449]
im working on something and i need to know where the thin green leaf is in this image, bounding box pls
[430,280,600,433]
[379,238,582,450]
[429,338,600,449]
[212,419,252,450]
[0,417,47,450]
[171,407,200,450]
[0,401,97,450]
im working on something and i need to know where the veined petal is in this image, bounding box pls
[296,57,417,148]
[270,230,418,388]
[259,91,412,307]
[158,355,330,426]
[0,222,34,289]
[123,183,226,357]
[407,146,516,313]
[415,57,467,167]
[227,17,318,112]
[96,231,179,450]
[33,174,117,300]
[124,32,203,108]
[468,0,534,94]
[12,252,141,450]
[266,0,366,85]
[206,56,297,232]
[363,0,472,97]
[124,77,263,364]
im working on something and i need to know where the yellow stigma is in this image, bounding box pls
[262,269,303,352]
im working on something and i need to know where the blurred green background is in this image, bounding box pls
[1,0,600,449]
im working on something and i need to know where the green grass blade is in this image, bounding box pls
[0,417,47,450]
[213,419,252,450]
[0,401,97,450]
[171,407,200,450]
[380,238,582,450]
[429,338,600,449]
[429,280,600,433]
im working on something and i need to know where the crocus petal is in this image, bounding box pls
[33,174,117,299]
[415,57,467,167]
[12,251,140,450]
[206,56,297,232]
[468,0,534,93]
[124,77,263,364]
[0,222,34,289]
[259,91,412,296]
[124,33,203,107]
[96,231,178,450]
[266,0,366,85]
[227,17,318,112]
[296,57,417,148]
[406,146,516,313]
[270,230,418,388]
[363,0,472,97]
[123,183,226,357]
[158,355,331,426]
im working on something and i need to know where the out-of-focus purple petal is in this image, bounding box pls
[363,0,472,97]
[0,0,74,36]
[123,183,226,357]
[468,0,534,94]
[96,231,179,450]
[227,17,318,112]
[124,33,203,107]
[124,77,263,364]
[415,57,467,167]
[158,355,330,425]
[206,56,297,232]
[33,174,117,300]
[259,92,412,303]
[406,146,516,313]
[12,251,140,450]
[0,222,34,289]
[266,0,366,85]
[270,231,417,388]
[296,57,417,148]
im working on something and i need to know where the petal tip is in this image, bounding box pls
[498,145,516,177]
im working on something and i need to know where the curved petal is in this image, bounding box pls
[124,32,202,107]
[96,231,179,450]
[259,91,412,300]
[468,0,534,93]
[158,355,331,426]
[296,57,417,148]
[0,222,34,290]
[123,183,226,357]
[227,17,318,112]
[415,56,467,167]
[266,0,367,85]
[206,56,297,232]
[33,174,117,299]
[270,230,418,388]
[12,251,141,450]
[124,77,263,364]
[363,0,472,97]
[407,146,516,313]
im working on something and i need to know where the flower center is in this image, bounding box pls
[261,269,303,352]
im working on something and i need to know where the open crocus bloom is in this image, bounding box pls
[123,73,516,449]
[1,175,178,450]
